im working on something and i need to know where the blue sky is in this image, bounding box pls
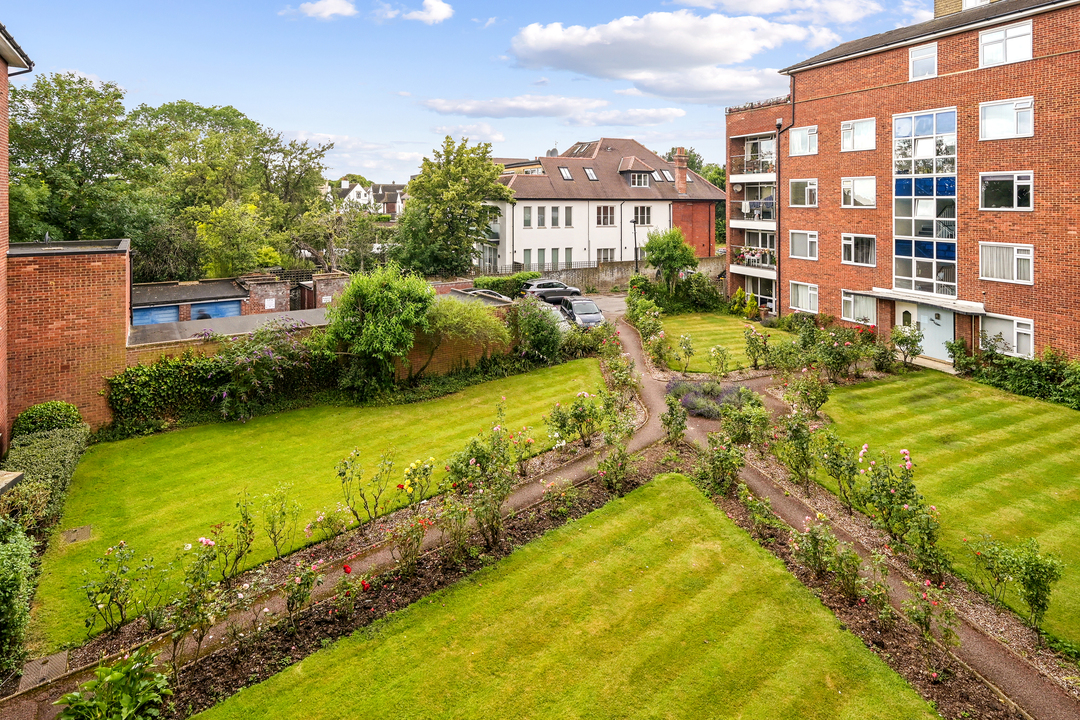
[4,0,933,181]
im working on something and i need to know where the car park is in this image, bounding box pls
[519,279,581,303]
[560,297,606,328]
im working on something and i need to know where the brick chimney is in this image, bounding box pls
[673,147,688,195]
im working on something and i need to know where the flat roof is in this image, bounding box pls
[131,278,250,308]
[128,308,328,346]
[7,239,130,257]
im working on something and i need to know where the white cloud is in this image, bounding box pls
[614,87,644,96]
[372,1,399,21]
[57,68,107,85]
[284,0,358,19]
[289,130,423,180]
[531,77,550,86]
[423,94,608,118]
[569,108,687,127]
[433,122,506,142]
[472,16,496,28]
[897,0,934,25]
[674,0,882,24]
[403,0,453,24]
[510,10,825,104]
[395,90,412,96]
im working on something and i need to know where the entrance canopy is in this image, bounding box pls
[849,287,986,316]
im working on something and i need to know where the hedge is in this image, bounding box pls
[11,401,83,439]
[0,426,90,533]
[473,271,541,298]
[0,520,34,673]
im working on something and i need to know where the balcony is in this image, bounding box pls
[728,246,777,280]
[730,155,775,176]
[729,200,776,229]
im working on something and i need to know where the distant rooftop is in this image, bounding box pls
[131,278,251,308]
[7,239,129,257]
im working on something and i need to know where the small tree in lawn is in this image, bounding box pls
[1015,539,1064,633]
[892,324,924,368]
[644,227,698,296]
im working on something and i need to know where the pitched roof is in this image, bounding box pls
[0,21,32,70]
[372,183,406,203]
[498,138,725,202]
[782,0,1066,74]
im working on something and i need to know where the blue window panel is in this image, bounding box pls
[895,239,913,257]
[190,300,242,320]
[936,176,956,197]
[936,243,956,261]
[914,114,934,136]
[936,111,956,134]
[895,178,913,196]
[894,117,912,138]
[915,241,935,259]
[914,178,935,196]
[132,305,179,326]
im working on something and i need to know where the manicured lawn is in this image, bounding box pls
[823,371,1080,643]
[662,313,793,373]
[198,475,933,720]
[31,360,603,654]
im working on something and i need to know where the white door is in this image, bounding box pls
[917,305,954,361]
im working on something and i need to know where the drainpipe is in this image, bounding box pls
[618,201,625,262]
[773,75,796,318]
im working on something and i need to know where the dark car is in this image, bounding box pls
[520,279,581,303]
[560,297,605,328]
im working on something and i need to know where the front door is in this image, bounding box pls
[917,305,954,361]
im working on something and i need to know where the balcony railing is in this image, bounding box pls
[730,155,776,175]
[730,200,776,222]
[730,246,777,269]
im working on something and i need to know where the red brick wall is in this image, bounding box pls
[672,201,716,258]
[431,280,474,295]
[747,5,1080,357]
[313,272,350,307]
[244,278,290,314]
[7,249,131,431]
[0,59,9,449]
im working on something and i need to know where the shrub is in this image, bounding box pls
[0,426,89,532]
[969,535,1021,605]
[542,478,580,518]
[0,519,34,673]
[783,369,830,416]
[720,401,770,448]
[472,271,541,298]
[872,340,897,373]
[11,401,82,438]
[55,647,172,720]
[436,494,473,564]
[863,551,896,628]
[765,341,806,373]
[743,293,759,320]
[445,411,516,548]
[707,345,730,379]
[743,325,769,369]
[737,483,783,537]
[675,272,724,311]
[388,515,434,576]
[792,514,837,578]
[1015,539,1064,631]
[661,395,687,444]
[596,443,633,495]
[509,296,563,363]
[832,542,863,601]
[546,392,603,448]
[729,287,746,316]
[695,434,744,497]
[285,561,324,627]
[260,483,302,559]
[813,429,861,513]
[81,541,144,634]
[860,446,922,543]
[892,324,924,367]
[902,579,959,672]
[816,327,863,382]
[775,413,818,490]
[677,334,695,374]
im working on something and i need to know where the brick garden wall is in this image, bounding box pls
[0,59,9,449]
[313,272,349,307]
[672,201,716,258]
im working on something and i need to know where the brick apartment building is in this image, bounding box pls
[725,0,1080,362]
[488,139,725,273]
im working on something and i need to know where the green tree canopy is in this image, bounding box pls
[393,136,514,278]
[644,227,699,295]
[413,296,510,379]
[663,147,705,173]
[196,201,271,278]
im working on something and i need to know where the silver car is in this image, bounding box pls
[560,297,605,328]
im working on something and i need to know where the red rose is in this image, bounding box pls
[343,564,352,574]
[397,484,405,490]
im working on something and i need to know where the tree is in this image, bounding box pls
[644,227,699,295]
[412,296,510,380]
[664,147,704,173]
[394,136,514,278]
[195,201,271,277]
[334,173,373,189]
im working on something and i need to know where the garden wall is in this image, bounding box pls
[498,256,728,292]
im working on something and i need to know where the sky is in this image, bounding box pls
[3,0,934,182]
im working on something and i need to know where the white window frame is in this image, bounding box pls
[633,205,652,226]
[584,167,598,181]
[597,205,615,226]
[523,206,532,228]
[661,170,675,182]
[789,126,818,156]
[841,177,877,208]
[597,248,615,263]
[789,230,818,260]
[558,166,573,181]
[980,21,1032,68]
[564,206,573,227]
[979,242,1033,285]
[979,97,1034,140]
[789,282,819,313]
[630,172,650,187]
[979,171,1033,211]
[537,206,546,228]
[841,234,877,267]
[982,314,1034,358]
[841,118,876,152]
[909,43,938,82]
[551,206,559,227]
[841,291,877,325]
[789,179,818,207]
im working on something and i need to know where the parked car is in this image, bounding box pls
[461,288,513,303]
[520,279,581,303]
[560,297,606,328]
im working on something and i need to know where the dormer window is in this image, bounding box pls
[662,170,674,182]
[630,173,650,187]
[584,168,598,181]
[558,166,573,180]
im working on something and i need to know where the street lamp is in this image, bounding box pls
[630,218,639,274]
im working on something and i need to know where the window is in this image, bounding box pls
[980,97,1033,139]
[597,248,615,262]
[523,206,532,228]
[565,247,573,266]
[551,206,560,227]
[789,231,818,260]
[565,206,573,227]
[537,249,546,268]
[662,170,675,182]
[841,177,876,207]
[789,126,818,156]
[981,21,1032,67]
[747,277,775,311]
[523,249,531,268]
[634,206,651,225]
[980,242,1033,284]
[584,168,598,181]
[652,171,662,182]
[537,206,546,228]
[983,315,1034,358]
[980,172,1032,210]
[893,108,956,176]
[842,291,876,325]
[630,173,650,187]
[789,282,818,313]
[841,119,876,151]
[745,231,776,250]
[789,179,818,207]
[909,43,937,81]
[558,166,573,180]
[551,248,559,269]
[842,234,876,266]
[597,206,615,226]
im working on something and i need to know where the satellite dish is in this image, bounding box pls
[732,184,743,192]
